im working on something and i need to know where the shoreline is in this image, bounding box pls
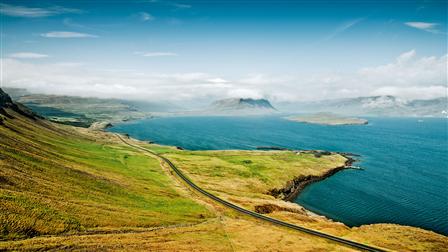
[268,154,357,202]
[108,128,359,199]
[107,129,361,223]
[285,113,368,126]
[108,125,359,205]
[108,132,448,236]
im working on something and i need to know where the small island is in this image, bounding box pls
[286,112,368,125]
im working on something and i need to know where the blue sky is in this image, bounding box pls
[1,0,447,103]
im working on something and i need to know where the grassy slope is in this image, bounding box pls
[1,108,446,251]
[15,94,149,126]
[165,150,347,203]
[0,109,355,251]
[151,147,448,252]
[0,109,212,240]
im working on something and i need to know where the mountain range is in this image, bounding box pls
[2,87,445,250]
[277,95,447,117]
[3,87,446,118]
[208,98,277,115]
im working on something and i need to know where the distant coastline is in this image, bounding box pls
[286,113,368,125]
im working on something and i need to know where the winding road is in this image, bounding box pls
[116,134,387,252]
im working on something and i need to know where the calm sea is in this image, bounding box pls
[109,116,448,235]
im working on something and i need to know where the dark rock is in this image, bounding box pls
[298,150,333,158]
[268,155,357,201]
[254,204,303,214]
[0,88,41,120]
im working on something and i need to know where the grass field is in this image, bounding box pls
[162,149,347,204]
[141,145,448,251]
[1,105,447,251]
[0,107,356,251]
[0,109,212,241]
[8,92,150,127]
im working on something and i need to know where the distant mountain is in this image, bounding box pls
[2,87,30,100]
[0,88,13,108]
[277,96,447,117]
[123,100,181,113]
[209,98,277,115]
[2,87,151,127]
[286,112,368,125]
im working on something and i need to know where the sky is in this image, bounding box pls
[0,0,447,105]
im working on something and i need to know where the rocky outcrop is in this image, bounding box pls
[89,121,113,131]
[269,154,356,201]
[0,88,41,120]
[0,88,15,111]
[254,203,306,214]
[208,98,277,115]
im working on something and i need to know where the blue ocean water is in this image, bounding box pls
[109,116,448,235]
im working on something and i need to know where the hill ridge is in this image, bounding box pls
[0,88,40,122]
[210,97,276,114]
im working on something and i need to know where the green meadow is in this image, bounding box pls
[0,110,211,240]
[1,108,446,251]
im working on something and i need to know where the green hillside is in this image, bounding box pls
[0,107,212,240]
[1,89,446,251]
[2,88,150,127]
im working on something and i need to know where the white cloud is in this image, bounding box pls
[170,2,191,9]
[396,49,416,64]
[1,59,229,101]
[239,74,293,85]
[234,50,447,101]
[358,50,446,90]
[0,3,82,18]
[405,22,436,29]
[405,22,441,33]
[207,78,229,84]
[227,88,263,99]
[2,50,446,103]
[41,31,98,38]
[372,86,447,100]
[9,52,49,59]
[139,12,154,21]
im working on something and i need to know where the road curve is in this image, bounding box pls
[116,134,387,252]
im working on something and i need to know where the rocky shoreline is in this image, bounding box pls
[268,153,358,202]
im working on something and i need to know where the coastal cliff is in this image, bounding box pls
[269,153,356,201]
[0,88,41,121]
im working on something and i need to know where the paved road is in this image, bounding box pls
[116,134,387,252]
